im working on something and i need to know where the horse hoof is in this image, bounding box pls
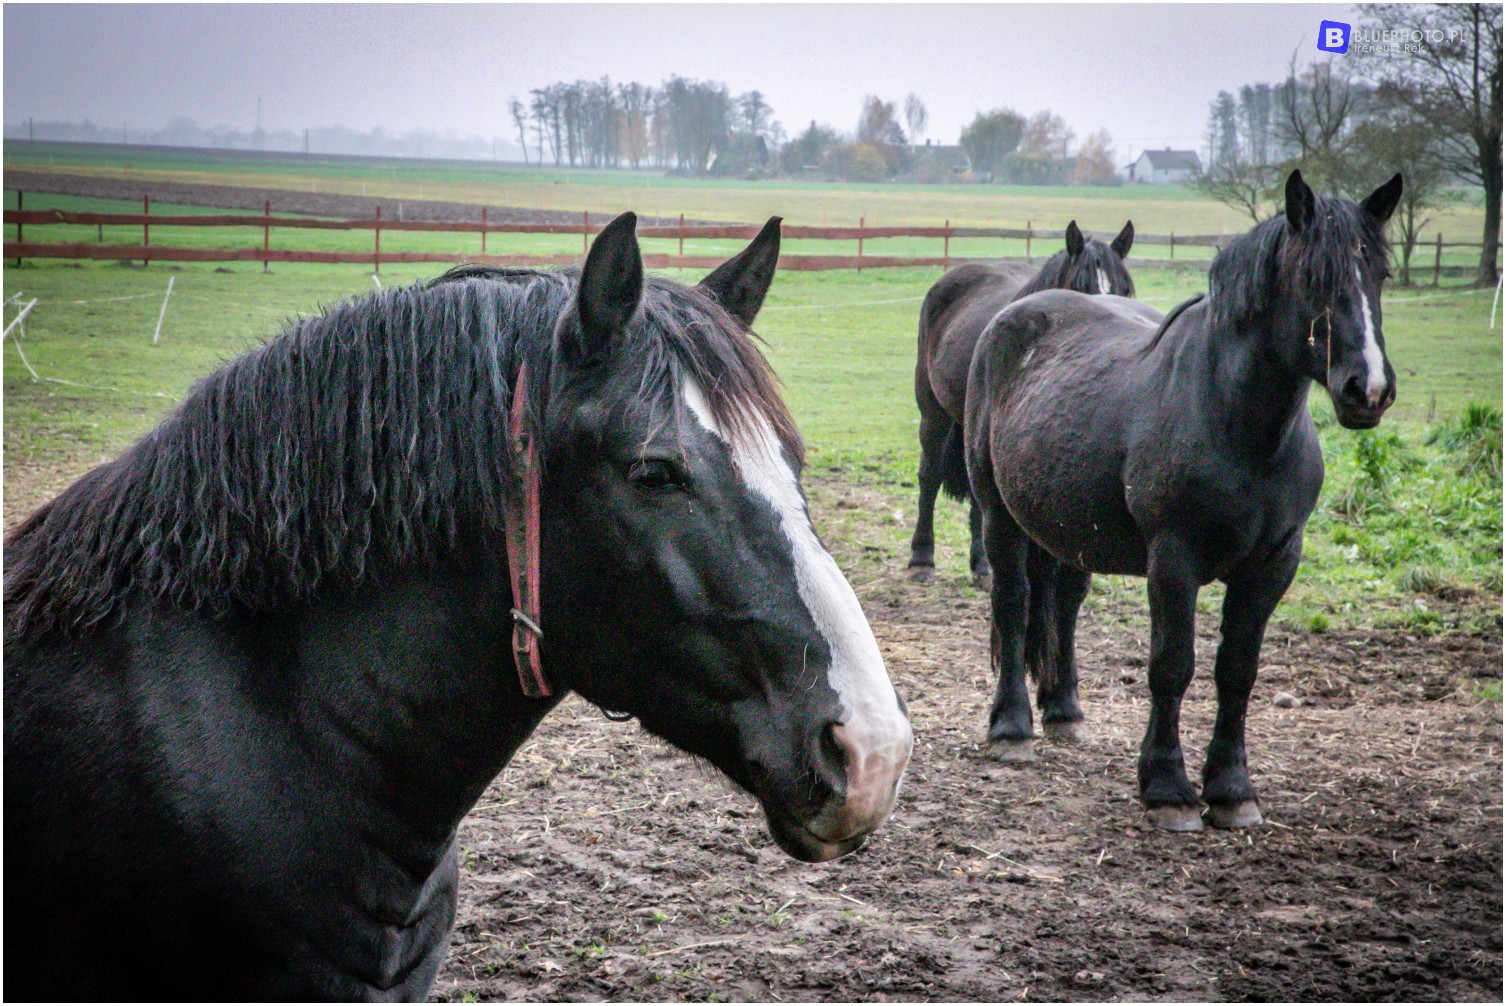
[987,738,1035,763]
[1043,720,1088,744]
[907,565,935,584]
[972,572,993,593]
[1145,805,1204,832]
[1205,801,1263,829]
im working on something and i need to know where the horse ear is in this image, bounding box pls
[1064,220,1085,258]
[1284,170,1316,234]
[1361,173,1404,225]
[567,211,643,360]
[699,216,781,325]
[1111,220,1135,259]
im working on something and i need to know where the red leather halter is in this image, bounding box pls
[504,363,550,698]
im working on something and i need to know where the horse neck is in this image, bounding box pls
[1181,301,1314,457]
[257,564,558,855]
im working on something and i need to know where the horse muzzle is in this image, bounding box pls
[1329,372,1395,429]
[758,716,913,863]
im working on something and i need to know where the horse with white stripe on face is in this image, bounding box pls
[964,170,1401,830]
[4,212,911,999]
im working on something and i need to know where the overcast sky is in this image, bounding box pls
[5,3,1352,159]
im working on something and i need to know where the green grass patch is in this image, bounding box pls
[4,249,1500,633]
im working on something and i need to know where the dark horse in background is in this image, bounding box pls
[966,171,1401,829]
[907,220,1135,590]
[4,214,913,999]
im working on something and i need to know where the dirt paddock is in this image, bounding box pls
[4,462,1500,1002]
[429,489,1503,1002]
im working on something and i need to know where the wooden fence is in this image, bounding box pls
[2,192,1492,279]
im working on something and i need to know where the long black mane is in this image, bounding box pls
[1015,239,1135,300]
[1206,195,1388,332]
[5,267,796,638]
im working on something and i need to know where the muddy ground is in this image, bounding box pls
[419,476,1501,1003]
[5,462,1501,1003]
[5,168,700,227]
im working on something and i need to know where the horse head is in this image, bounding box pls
[1280,169,1402,429]
[539,213,913,862]
[1031,220,1136,298]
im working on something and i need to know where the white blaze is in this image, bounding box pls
[1355,265,1387,403]
[682,377,911,829]
[1096,268,1110,295]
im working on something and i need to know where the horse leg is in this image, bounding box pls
[967,495,992,592]
[978,488,1034,762]
[1038,560,1090,743]
[1139,542,1202,831]
[1201,551,1300,829]
[907,409,950,582]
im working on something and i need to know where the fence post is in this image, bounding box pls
[14,190,21,268]
[263,200,270,273]
[1169,231,1175,260]
[582,211,589,256]
[678,212,684,260]
[374,205,381,275]
[481,207,487,255]
[142,194,150,266]
[943,218,950,270]
[1025,221,1032,262]
[857,216,865,273]
[1433,233,1443,287]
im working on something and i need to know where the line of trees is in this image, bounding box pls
[1197,4,1500,286]
[512,76,785,175]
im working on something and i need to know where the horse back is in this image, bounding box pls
[918,261,1036,422]
[966,290,1166,574]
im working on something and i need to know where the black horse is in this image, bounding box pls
[4,213,913,998]
[965,171,1401,830]
[907,221,1135,589]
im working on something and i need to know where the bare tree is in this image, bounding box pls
[1361,3,1502,285]
[904,93,928,146]
[1275,54,1360,189]
[509,98,529,165]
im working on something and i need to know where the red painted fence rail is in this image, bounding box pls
[4,197,1490,274]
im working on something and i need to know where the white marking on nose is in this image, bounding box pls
[1096,268,1110,295]
[1355,265,1387,405]
[682,377,912,835]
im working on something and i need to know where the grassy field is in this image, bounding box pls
[4,253,1500,639]
[5,142,1492,259]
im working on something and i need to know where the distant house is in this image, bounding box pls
[900,140,972,183]
[1125,148,1202,184]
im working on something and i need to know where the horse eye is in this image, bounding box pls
[628,459,686,492]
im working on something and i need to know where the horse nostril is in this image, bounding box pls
[818,721,848,776]
[1341,374,1367,404]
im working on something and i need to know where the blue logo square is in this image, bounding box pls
[1317,20,1351,54]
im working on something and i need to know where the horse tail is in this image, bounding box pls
[938,421,971,502]
[1024,541,1060,690]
